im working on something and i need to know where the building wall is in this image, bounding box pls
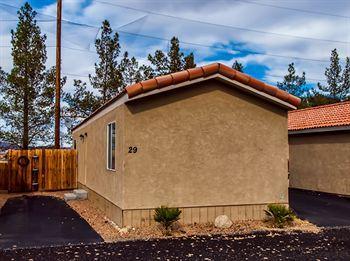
[122,203,271,227]
[289,132,350,195]
[73,106,125,209]
[123,79,289,210]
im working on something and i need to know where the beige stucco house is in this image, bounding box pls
[72,63,300,227]
[289,101,350,196]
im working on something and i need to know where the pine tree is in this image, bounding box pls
[148,36,196,76]
[183,53,196,70]
[300,89,340,108]
[119,52,142,87]
[277,63,306,97]
[148,50,169,76]
[168,37,184,73]
[89,20,122,103]
[318,49,343,99]
[0,3,58,148]
[63,80,100,120]
[340,57,350,100]
[232,60,244,72]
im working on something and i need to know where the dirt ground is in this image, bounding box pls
[0,191,319,242]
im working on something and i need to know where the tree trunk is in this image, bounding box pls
[22,84,29,149]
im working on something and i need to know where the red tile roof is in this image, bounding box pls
[288,101,350,131]
[126,63,301,107]
[72,63,301,132]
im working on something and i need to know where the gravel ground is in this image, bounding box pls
[0,227,349,260]
[0,192,318,242]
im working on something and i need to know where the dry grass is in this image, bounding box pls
[0,191,320,242]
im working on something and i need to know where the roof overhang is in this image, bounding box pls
[289,125,350,135]
[127,74,297,110]
[73,74,296,133]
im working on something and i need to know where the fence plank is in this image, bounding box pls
[0,161,8,191]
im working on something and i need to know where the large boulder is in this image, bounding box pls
[214,215,233,228]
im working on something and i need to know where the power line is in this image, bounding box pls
[0,2,344,64]
[236,0,350,19]
[266,73,326,83]
[93,0,350,45]
[0,33,332,64]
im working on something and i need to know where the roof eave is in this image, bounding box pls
[288,125,350,135]
[127,74,297,110]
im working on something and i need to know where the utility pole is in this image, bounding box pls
[54,0,62,148]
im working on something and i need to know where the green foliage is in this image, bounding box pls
[318,49,350,100]
[0,3,62,148]
[265,204,295,228]
[154,206,181,233]
[300,89,340,108]
[232,60,244,72]
[148,37,196,76]
[277,63,306,97]
[119,52,154,86]
[89,20,122,103]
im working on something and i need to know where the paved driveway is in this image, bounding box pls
[289,188,350,227]
[0,195,103,249]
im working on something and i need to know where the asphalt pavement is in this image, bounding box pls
[0,195,103,249]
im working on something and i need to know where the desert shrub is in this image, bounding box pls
[264,204,295,228]
[154,206,181,234]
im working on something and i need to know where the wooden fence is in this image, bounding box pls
[0,149,77,193]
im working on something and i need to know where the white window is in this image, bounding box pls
[107,122,116,170]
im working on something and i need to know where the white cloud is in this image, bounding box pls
[0,0,350,91]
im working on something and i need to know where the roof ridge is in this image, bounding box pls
[289,100,350,113]
[126,62,301,107]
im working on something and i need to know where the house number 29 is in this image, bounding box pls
[128,147,137,153]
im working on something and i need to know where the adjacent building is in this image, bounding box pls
[289,101,350,196]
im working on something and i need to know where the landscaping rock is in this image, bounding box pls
[64,193,77,201]
[214,215,233,228]
[73,189,88,200]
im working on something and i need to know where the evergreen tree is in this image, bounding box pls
[0,3,58,148]
[340,57,350,100]
[168,37,184,73]
[89,20,122,103]
[232,60,244,72]
[119,52,142,87]
[183,53,196,70]
[277,63,306,97]
[148,36,196,76]
[300,89,340,108]
[318,49,344,100]
[148,50,169,76]
[63,80,100,120]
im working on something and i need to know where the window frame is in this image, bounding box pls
[106,121,116,171]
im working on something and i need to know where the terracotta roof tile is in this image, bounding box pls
[234,71,250,85]
[125,63,301,107]
[218,64,236,80]
[187,67,204,80]
[288,101,350,131]
[141,78,158,92]
[172,70,190,84]
[155,74,173,88]
[126,82,143,98]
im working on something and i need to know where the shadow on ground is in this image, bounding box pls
[0,195,102,249]
[289,188,350,227]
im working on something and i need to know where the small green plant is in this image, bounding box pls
[154,206,181,235]
[264,204,295,228]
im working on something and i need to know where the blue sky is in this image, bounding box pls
[1,0,350,94]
